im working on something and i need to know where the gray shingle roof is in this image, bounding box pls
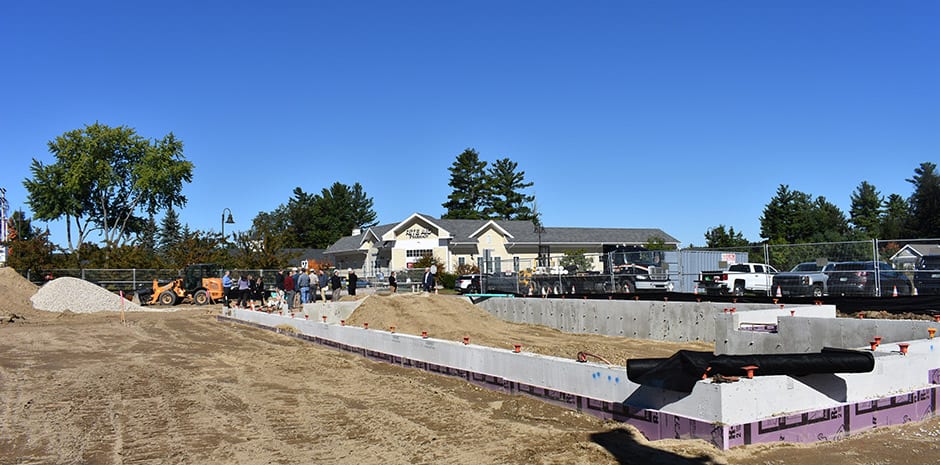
[325,214,678,253]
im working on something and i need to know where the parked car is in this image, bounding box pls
[826,261,913,297]
[456,274,482,294]
[698,263,778,296]
[771,261,837,298]
[914,255,940,295]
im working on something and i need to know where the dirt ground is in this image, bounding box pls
[3,267,940,464]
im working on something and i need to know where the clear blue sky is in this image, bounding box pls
[1,1,937,248]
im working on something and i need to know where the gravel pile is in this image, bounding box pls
[31,277,149,313]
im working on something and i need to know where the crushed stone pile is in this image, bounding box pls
[31,277,148,313]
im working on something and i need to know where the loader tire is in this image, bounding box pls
[158,291,177,306]
[193,290,210,305]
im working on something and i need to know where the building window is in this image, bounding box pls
[458,257,465,267]
[406,249,433,258]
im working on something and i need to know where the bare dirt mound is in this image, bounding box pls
[346,293,713,363]
[0,267,53,324]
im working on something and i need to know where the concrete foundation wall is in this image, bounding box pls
[476,297,786,344]
[718,313,940,355]
[223,308,940,449]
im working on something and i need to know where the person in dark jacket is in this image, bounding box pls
[422,267,435,292]
[347,269,358,297]
[388,271,397,293]
[284,269,296,310]
[318,270,329,303]
[330,270,342,302]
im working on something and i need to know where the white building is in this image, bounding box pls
[324,213,678,277]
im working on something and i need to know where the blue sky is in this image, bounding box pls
[1,1,937,248]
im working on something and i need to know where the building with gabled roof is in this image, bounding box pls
[324,212,678,277]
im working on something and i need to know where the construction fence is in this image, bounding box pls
[18,237,940,297]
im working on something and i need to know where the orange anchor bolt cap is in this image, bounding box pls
[898,343,910,355]
[513,344,522,353]
[463,336,470,345]
[929,328,936,339]
[741,365,759,379]
[421,331,428,339]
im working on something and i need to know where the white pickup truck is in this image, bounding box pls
[698,263,779,296]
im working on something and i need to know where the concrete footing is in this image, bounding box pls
[219,297,940,450]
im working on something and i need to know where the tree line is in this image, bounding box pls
[703,162,940,248]
[5,124,536,273]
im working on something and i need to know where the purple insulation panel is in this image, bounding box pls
[730,407,849,448]
[850,388,936,433]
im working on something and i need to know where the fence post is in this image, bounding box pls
[872,239,881,297]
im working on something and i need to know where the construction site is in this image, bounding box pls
[4,266,940,465]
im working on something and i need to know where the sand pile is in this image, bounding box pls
[31,277,146,313]
[0,267,45,322]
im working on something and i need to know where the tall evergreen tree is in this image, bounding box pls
[704,225,749,248]
[157,208,182,256]
[442,148,488,219]
[310,182,378,248]
[849,181,883,238]
[485,158,535,220]
[759,185,814,243]
[881,193,912,239]
[906,162,940,238]
[139,214,158,254]
[809,196,850,242]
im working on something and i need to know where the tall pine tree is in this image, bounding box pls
[442,148,488,219]
[485,158,535,220]
[849,181,883,238]
[907,162,940,238]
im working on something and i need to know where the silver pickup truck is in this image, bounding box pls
[771,261,836,298]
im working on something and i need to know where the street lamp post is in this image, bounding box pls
[221,208,235,241]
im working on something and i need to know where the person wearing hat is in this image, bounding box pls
[330,270,343,302]
[347,268,358,297]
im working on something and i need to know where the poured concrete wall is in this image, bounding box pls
[475,297,779,343]
[719,314,940,354]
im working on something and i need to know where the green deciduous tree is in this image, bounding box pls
[442,148,489,219]
[3,213,58,274]
[485,158,535,220]
[163,227,228,269]
[849,181,883,238]
[906,162,940,238]
[559,249,592,272]
[23,123,193,263]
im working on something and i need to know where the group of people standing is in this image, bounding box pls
[221,270,267,309]
[273,268,360,309]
